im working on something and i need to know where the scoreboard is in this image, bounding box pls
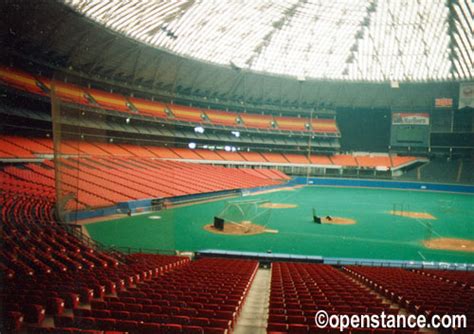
[390,113,430,147]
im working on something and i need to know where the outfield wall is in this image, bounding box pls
[293,177,474,194]
[197,249,474,271]
[67,177,472,222]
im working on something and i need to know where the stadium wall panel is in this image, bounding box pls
[294,177,474,193]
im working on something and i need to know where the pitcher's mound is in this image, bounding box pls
[260,203,297,209]
[204,221,278,236]
[321,216,356,225]
[390,211,436,219]
[424,238,474,252]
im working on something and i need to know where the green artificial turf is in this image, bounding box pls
[86,186,474,263]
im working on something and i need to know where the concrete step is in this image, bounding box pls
[234,268,271,334]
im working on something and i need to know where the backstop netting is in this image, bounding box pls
[217,199,272,227]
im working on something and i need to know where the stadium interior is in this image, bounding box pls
[0,1,473,333]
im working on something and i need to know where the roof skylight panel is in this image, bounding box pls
[64,0,471,81]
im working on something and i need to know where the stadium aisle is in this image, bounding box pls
[234,268,271,334]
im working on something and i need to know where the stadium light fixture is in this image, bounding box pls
[188,142,197,149]
[231,131,240,138]
[194,126,205,133]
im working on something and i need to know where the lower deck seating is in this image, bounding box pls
[344,266,474,334]
[0,192,191,333]
[2,156,283,209]
[412,269,474,289]
[268,262,403,334]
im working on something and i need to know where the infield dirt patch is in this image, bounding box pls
[203,221,277,236]
[424,238,474,252]
[321,216,356,225]
[259,203,297,209]
[389,211,436,220]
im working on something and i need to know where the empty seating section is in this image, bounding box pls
[0,136,423,172]
[0,137,35,158]
[2,207,254,332]
[0,66,340,134]
[261,153,289,164]
[0,136,421,170]
[171,148,203,160]
[1,154,285,210]
[284,154,310,164]
[2,222,190,331]
[241,168,291,181]
[216,151,247,161]
[239,152,268,162]
[128,97,168,118]
[170,105,206,122]
[1,176,260,333]
[78,258,258,333]
[205,110,238,126]
[412,269,474,289]
[275,117,307,131]
[145,146,181,159]
[309,155,333,165]
[268,262,402,333]
[117,144,154,157]
[391,156,417,168]
[58,141,109,156]
[2,136,51,155]
[86,88,129,113]
[0,67,46,95]
[51,81,90,105]
[330,155,359,167]
[269,169,292,180]
[239,113,273,129]
[91,143,130,156]
[344,266,474,332]
[311,119,339,133]
[355,156,392,168]
[194,149,224,160]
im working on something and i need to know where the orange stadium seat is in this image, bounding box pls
[311,118,339,133]
[0,138,36,158]
[2,136,52,155]
[391,156,418,167]
[128,97,168,118]
[284,154,310,164]
[216,151,246,161]
[239,152,268,162]
[194,149,224,160]
[0,67,341,137]
[0,136,414,171]
[261,153,289,163]
[47,80,90,105]
[117,144,155,157]
[86,88,130,113]
[355,155,392,168]
[274,116,308,131]
[205,110,238,126]
[0,67,47,95]
[60,141,109,156]
[91,143,132,156]
[171,148,202,160]
[239,113,273,129]
[308,155,332,165]
[145,146,181,159]
[331,154,358,167]
[169,105,206,123]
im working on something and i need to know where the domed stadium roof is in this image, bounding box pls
[65,0,473,82]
